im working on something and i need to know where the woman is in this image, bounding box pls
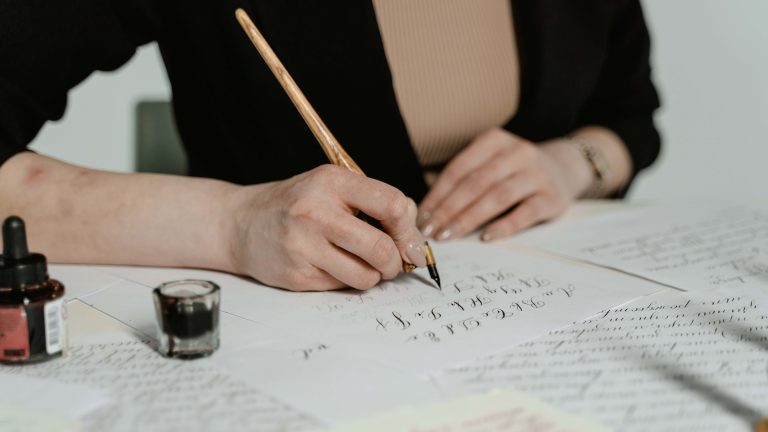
[0,0,660,291]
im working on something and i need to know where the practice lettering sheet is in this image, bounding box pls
[77,241,662,373]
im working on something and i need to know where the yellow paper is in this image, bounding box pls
[323,389,608,432]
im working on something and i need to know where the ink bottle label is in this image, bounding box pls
[0,306,30,361]
[44,298,65,355]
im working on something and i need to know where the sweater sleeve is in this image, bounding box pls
[578,0,662,182]
[0,0,163,166]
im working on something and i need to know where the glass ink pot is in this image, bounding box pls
[0,216,66,364]
[153,280,220,359]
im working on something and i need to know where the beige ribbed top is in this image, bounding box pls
[372,0,520,167]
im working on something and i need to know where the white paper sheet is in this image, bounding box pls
[94,240,662,373]
[0,341,322,432]
[436,289,768,432]
[515,202,768,294]
[216,341,444,424]
[49,264,123,301]
[78,279,302,354]
[78,279,444,424]
[0,403,78,432]
[323,389,608,432]
[0,372,110,431]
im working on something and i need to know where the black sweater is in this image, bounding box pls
[0,0,661,200]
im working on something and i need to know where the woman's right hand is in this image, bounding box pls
[225,165,427,291]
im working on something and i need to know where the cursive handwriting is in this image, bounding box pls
[0,341,321,432]
[521,204,768,293]
[439,291,768,432]
[372,272,578,344]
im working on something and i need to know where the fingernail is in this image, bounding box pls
[422,223,436,237]
[482,230,500,242]
[418,210,432,225]
[436,228,453,241]
[406,243,428,267]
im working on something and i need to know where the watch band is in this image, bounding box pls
[570,137,611,198]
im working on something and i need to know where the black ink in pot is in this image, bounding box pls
[153,280,220,359]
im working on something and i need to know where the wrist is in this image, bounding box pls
[219,181,277,275]
[218,183,254,274]
[567,136,613,198]
[540,139,594,199]
[568,126,634,196]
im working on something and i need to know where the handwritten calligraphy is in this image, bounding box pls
[258,241,661,372]
[439,291,768,431]
[369,268,579,344]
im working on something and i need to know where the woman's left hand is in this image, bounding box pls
[418,128,594,242]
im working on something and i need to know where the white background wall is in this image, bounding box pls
[29,0,768,201]
[30,45,170,173]
[635,0,768,200]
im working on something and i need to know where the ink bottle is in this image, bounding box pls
[153,280,220,359]
[0,216,66,364]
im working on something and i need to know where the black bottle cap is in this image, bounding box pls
[0,216,49,289]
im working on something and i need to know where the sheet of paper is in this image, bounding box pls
[78,279,443,424]
[0,373,110,431]
[323,389,608,432]
[0,340,322,432]
[0,403,79,432]
[79,279,325,354]
[216,341,443,424]
[66,299,150,346]
[49,264,123,301]
[94,240,662,373]
[515,202,768,293]
[436,289,768,432]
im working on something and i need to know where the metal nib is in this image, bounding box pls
[424,241,441,289]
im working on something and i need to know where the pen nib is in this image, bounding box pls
[424,241,442,290]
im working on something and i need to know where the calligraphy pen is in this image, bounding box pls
[235,8,441,288]
[756,419,768,432]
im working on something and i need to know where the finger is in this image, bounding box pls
[482,195,555,241]
[309,241,383,290]
[337,175,427,267]
[277,230,348,292]
[281,262,347,292]
[440,174,539,239]
[376,197,427,268]
[419,133,504,220]
[419,130,511,222]
[426,150,532,240]
[322,211,401,279]
[295,268,346,292]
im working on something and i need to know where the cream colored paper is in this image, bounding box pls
[324,389,607,432]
